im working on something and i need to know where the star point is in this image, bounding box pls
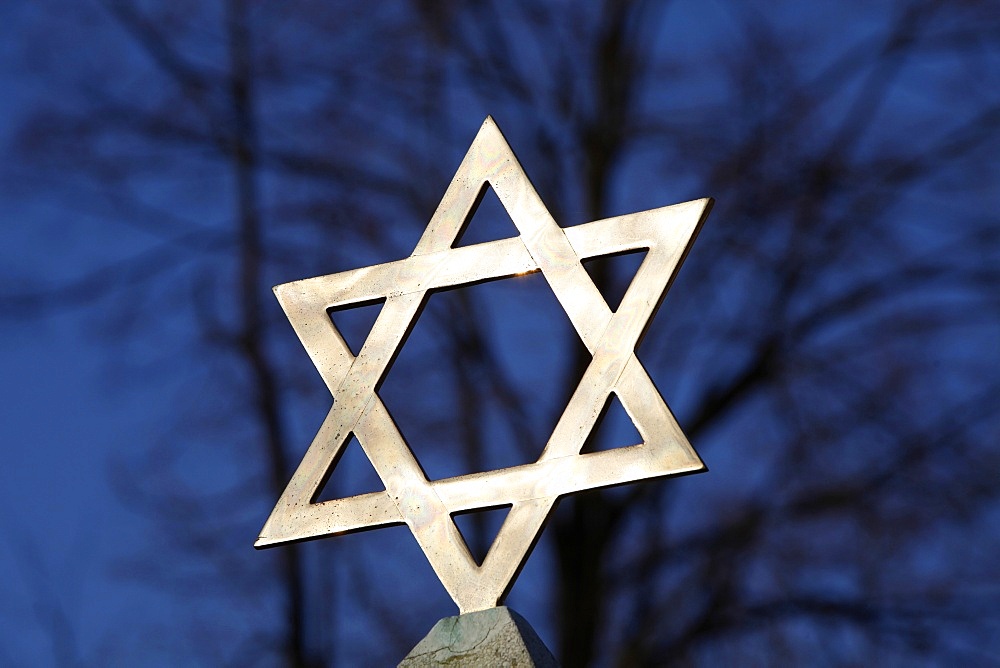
[256,117,711,613]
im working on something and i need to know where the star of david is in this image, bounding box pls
[255,117,712,613]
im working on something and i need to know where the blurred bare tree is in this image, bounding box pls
[4,0,1000,665]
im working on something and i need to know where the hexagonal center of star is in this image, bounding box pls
[375,270,588,481]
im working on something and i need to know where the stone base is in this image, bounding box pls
[398,606,559,667]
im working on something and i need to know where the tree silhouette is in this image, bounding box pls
[3,0,999,665]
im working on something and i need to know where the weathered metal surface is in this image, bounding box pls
[255,116,711,614]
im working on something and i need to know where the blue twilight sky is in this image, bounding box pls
[2,1,1000,666]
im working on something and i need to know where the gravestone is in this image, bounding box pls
[399,607,557,667]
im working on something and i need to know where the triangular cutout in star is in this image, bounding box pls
[452,505,512,566]
[581,249,648,312]
[452,185,520,248]
[328,299,385,356]
[581,392,644,454]
[313,433,385,502]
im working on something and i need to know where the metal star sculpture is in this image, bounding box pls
[255,117,712,614]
